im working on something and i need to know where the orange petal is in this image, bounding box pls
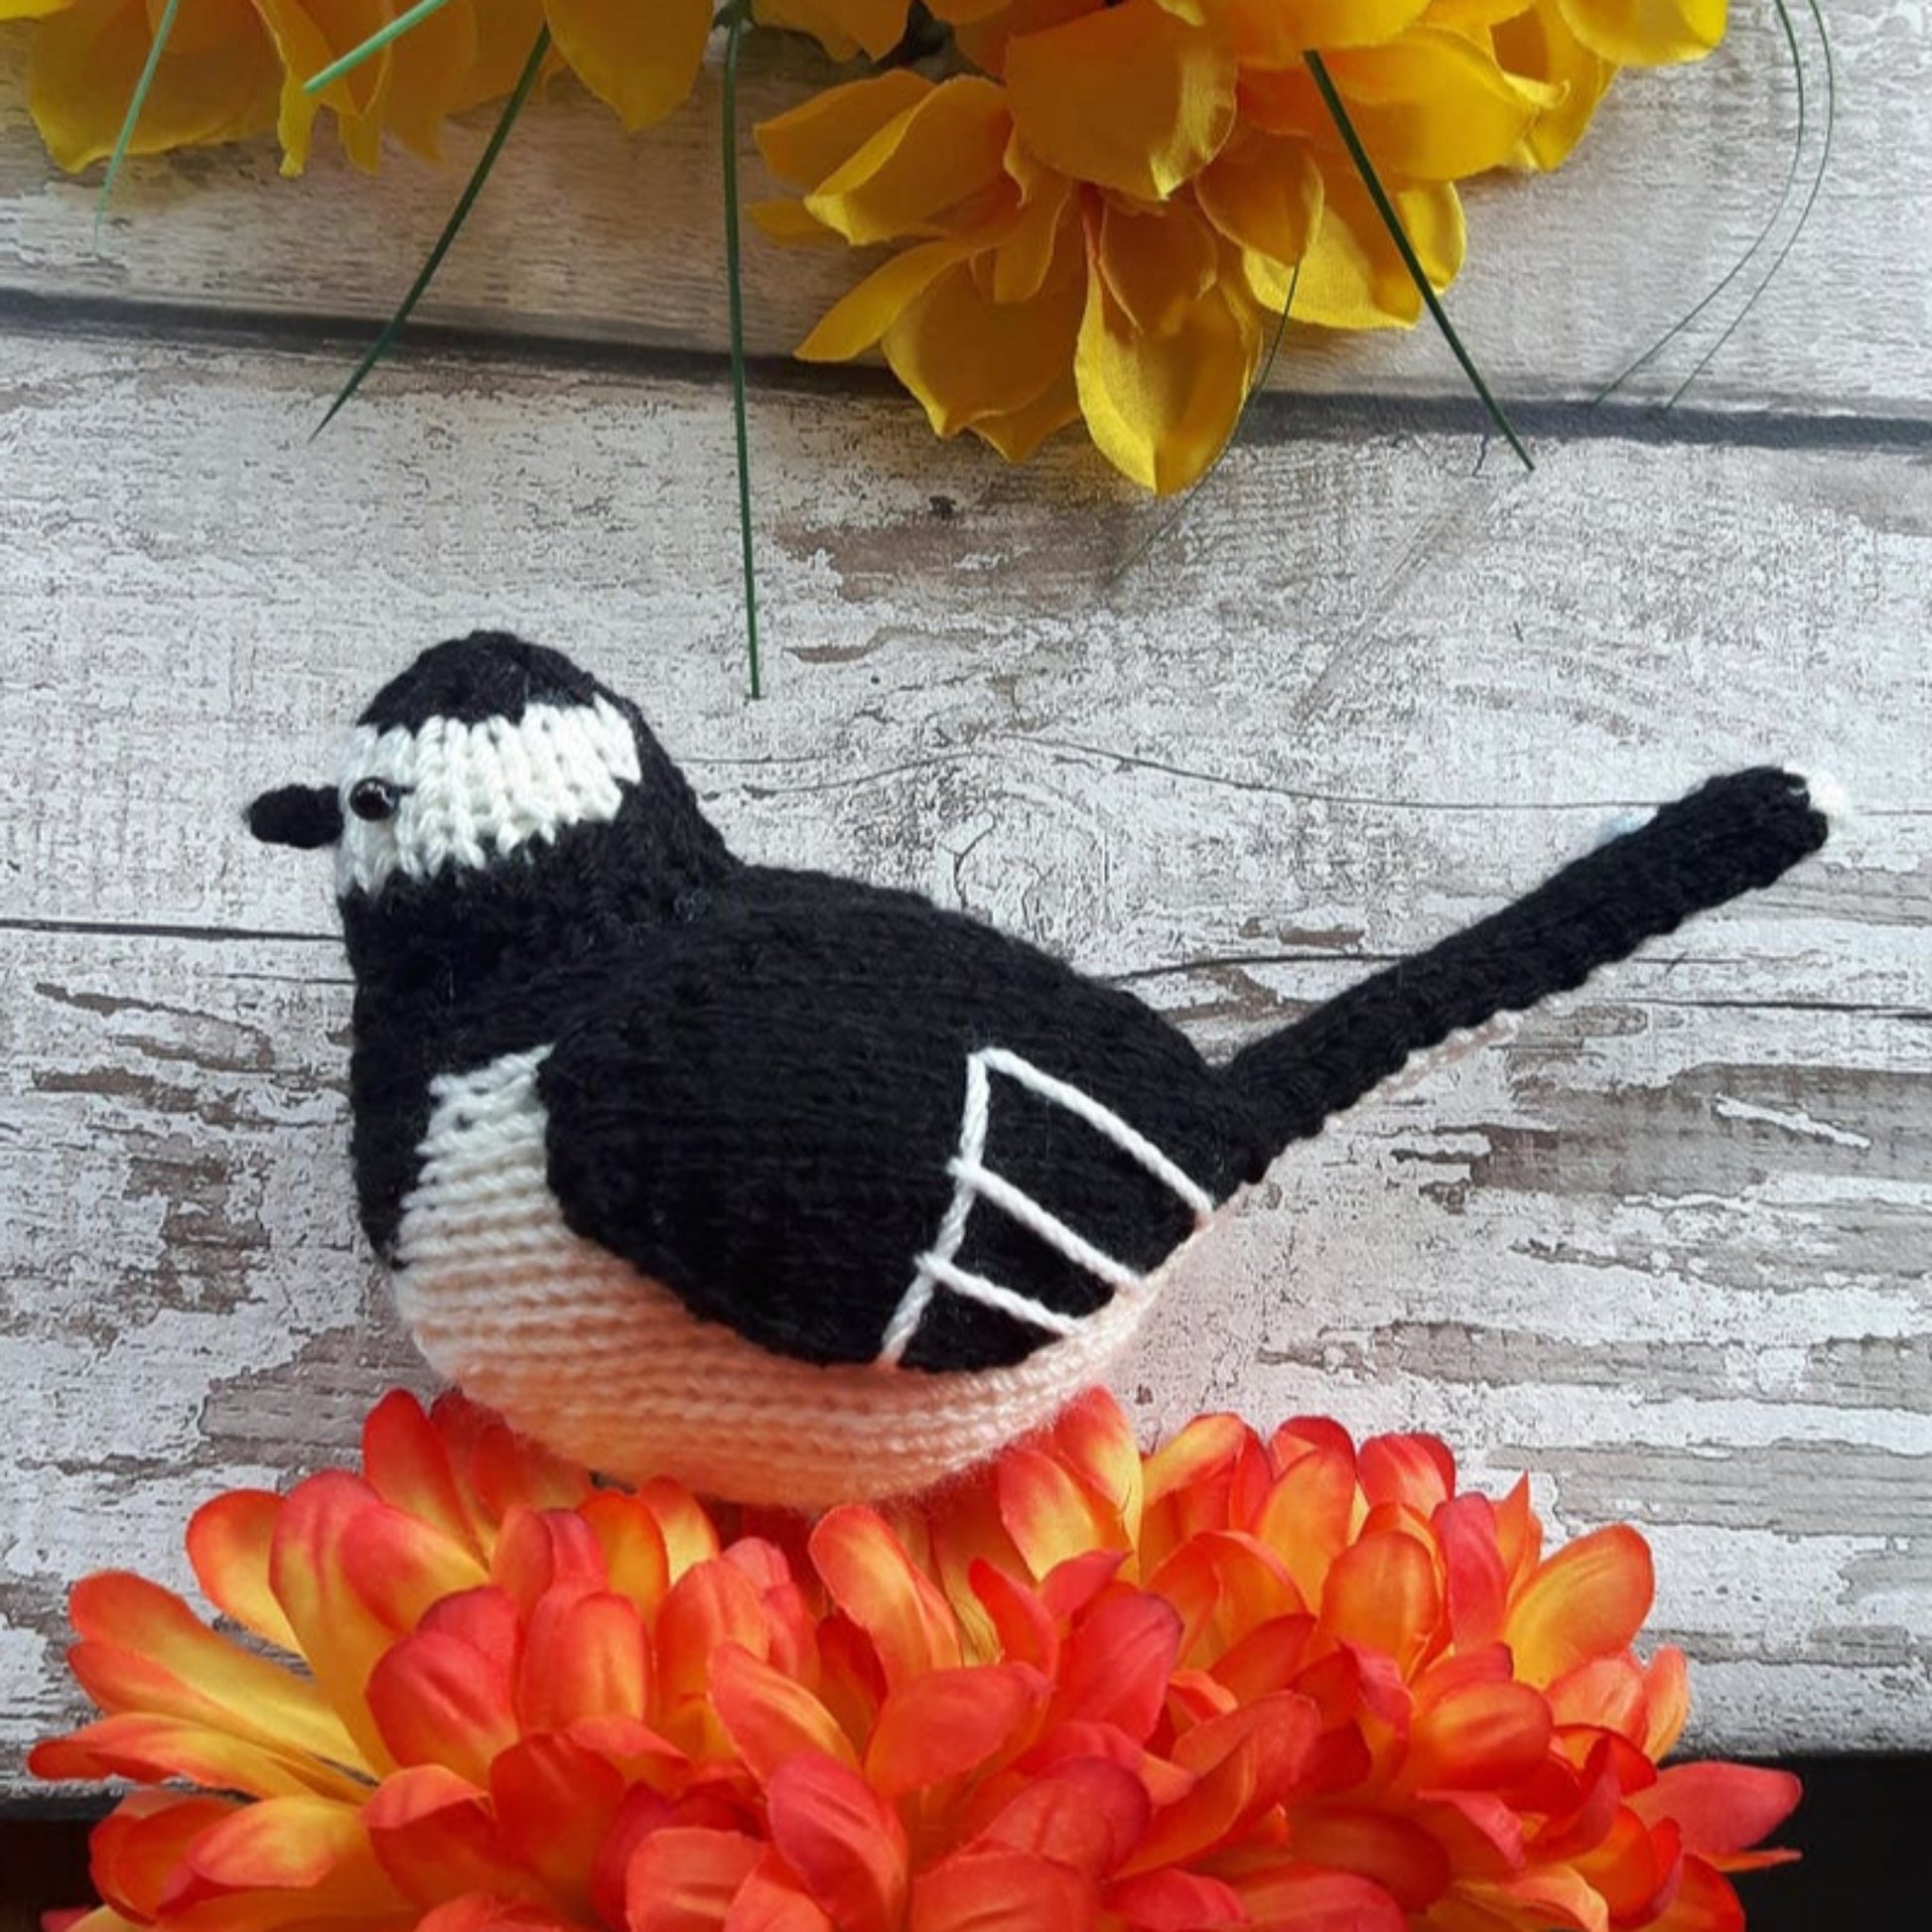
[90,1793,237,1920]
[1506,1527,1654,1687]
[187,1491,300,1654]
[1287,1807,1450,1909]
[1406,1680,1553,1792]
[866,1663,1044,1796]
[365,1630,519,1787]
[1253,1442,1359,1610]
[1466,1864,1612,1932]
[999,1441,1130,1578]
[711,1642,858,1781]
[966,1560,1059,1675]
[982,1758,1150,1877]
[1227,1863,1406,1932]
[1435,1493,1509,1650]
[1319,1530,1443,1674]
[515,1590,648,1731]
[765,1753,908,1932]
[1643,1646,1693,1760]
[1634,1763,1802,1856]
[723,1857,837,1932]
[581,1493,673,1618]
[30,1713,348,1800]
[1359,1436,1455,1515]
[364,1764,530,1907]
[1046,1390,1147,1548]
[1103,1868,1242,1929]
[1005,0,1236,200]
[362,1392,484,1557]
[167,1795,371,1904]
[269,1470,409,1774]
[624,1827,763,1932]
[490,1735,625,1915]
[490,1506,609,1615]
[810,1508,962,1689]
[1053,1590,1181,1741]
[1211,1611,1316,1704]
[629,1478,720,1582]
[67,1571,365,1775]
[909,1850,1097,1932]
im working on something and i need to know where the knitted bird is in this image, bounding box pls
[249,633,1828,1507]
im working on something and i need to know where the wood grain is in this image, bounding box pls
[1,320,1927,1778]
[1,5,1926,411]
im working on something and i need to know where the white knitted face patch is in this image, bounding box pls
[337,697,642,897]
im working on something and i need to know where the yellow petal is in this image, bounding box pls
[1074,256,1252,493]
[28,0,278,173]
[0,1,81,18]
[754,0,908,60]
[543,0,710,131]
[756,69,933,190]
[1292,163,1464,330]
[1559,0,1727,66]
[796,237,970,360]
[1195,127,1323,275]
[1006,0,1236,201]
[805,75,1013,246]
[972,371,1081,463]
[1320,27,1548,181]
[453,0,548,112]
[383,0,480,159]
[1097,198,1219,338]
[1227,0,1431,66]
[1497,1,1616,171]
[884,228,1086,437]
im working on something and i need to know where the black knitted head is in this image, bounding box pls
[357,632,606,732]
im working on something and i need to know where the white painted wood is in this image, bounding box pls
[1,326,1927,1780]
[1,4,1925,411]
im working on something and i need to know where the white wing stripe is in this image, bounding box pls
[874,1046,1209,1369]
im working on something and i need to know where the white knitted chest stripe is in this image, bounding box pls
[338,697,642,896]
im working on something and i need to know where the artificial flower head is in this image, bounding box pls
[35,1386,1796,1932]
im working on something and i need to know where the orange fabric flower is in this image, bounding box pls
[35,1388,1795,1932]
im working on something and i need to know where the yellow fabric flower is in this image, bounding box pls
[5,0,715,176]
[758,0,1730,491]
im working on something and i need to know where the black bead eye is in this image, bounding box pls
[348,777,405,823]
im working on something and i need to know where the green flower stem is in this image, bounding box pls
[313,29,549,438]
[722,0,762,700]
[1305,50,1532,472]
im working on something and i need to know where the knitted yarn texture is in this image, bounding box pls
[249,632,1829,1506]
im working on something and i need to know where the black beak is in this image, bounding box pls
[246,784,344,849]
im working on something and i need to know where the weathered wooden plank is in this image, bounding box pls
[0,324,1927,1777]
[1,5,1925,410]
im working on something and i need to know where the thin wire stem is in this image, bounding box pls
[1305,50,1532,472]
[313,29,549,438]
[722,2,762,700]
[96,0,184,241]
[305,0,458,95]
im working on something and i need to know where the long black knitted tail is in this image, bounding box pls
[1225,768,1829,1163]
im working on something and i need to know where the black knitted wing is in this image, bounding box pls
[535,870,1259,1373]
